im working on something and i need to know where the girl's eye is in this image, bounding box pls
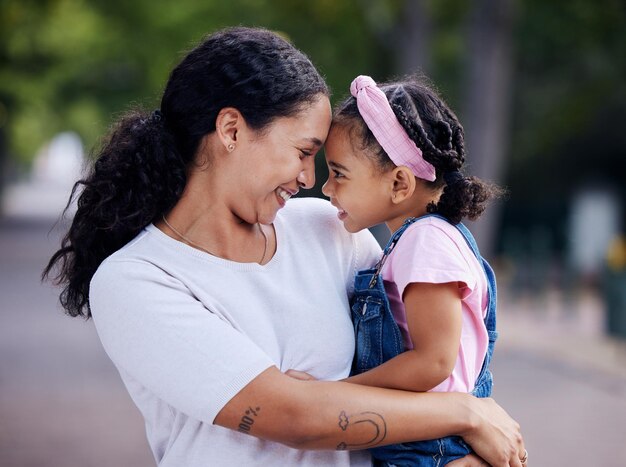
[332,169,344,179]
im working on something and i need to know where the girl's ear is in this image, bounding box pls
[215,107,243,152]
[390,166,416,204]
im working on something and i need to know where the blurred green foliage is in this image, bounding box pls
[1,0,624,211]
[0,0,392,163]
[502,0,626,246]
[511,0,625,191]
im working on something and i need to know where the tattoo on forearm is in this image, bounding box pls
[237,406,261,434]
[336,410,387,450]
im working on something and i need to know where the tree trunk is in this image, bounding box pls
[0,127,6,215]
[395,0,433,75]
[462,0,517,258]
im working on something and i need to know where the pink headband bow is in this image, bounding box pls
[350,75,436,182]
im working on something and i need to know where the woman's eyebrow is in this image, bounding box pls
[301,137,323,147]
[328,161,350,172]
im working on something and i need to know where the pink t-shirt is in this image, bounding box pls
[381,216,489,393]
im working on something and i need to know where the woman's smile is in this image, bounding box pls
[276,186,296,207]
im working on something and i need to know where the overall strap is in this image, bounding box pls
[451,221,497,334]
[452,221,498,396]
[368,217,420,287]
[381,218,418,253]
[452,222,481,258]
[369,214,449,286]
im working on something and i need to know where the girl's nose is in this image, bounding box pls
[321,177,332,197]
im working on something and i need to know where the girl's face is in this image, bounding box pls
[322,124,395,233]
[235,96,332,224]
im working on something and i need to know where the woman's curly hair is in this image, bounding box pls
[43,27,329,318]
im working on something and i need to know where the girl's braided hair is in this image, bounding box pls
[333,76,502,224]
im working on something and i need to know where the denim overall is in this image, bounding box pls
[350,214,498,467]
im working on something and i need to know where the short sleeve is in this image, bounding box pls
[89,259,275,424]
[385,222,476,299]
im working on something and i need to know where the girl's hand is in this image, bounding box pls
[460,396,526,467]
[284,369,317,381]
[447,454,489,466]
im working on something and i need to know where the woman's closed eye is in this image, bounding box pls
[299,149,313,159]
[331,169,345,179]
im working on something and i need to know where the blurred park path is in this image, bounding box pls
[1,214,626,466]
[492,288,626,466]
[0,216,154,467]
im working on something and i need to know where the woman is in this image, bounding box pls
[44,27,525,466]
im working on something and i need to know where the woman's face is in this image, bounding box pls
[234,95,332,224]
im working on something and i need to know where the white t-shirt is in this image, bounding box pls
[89,198,381,467]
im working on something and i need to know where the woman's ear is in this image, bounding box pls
[390,166,416,204]
[215,107,242,152]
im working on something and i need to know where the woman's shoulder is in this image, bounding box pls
[279,197,342,233]
[91,250,156,293]
[90,227,171,290]
[281,197,381,270]
[282,196,336,219]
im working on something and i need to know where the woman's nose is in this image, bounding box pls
[297,157,316,189]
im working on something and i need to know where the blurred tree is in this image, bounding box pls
[502,0,626,256]
[395,0,433,75]
[0,0,385,179]
[1,0,624,254]
[461,0,517,256]
[356,0,515,255]
[1,0,116,164]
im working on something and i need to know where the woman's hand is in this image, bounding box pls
[284,369,317,381]
[460,396,526,466]
[447,454,489,466]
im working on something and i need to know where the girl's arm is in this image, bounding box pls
[214,366,525,467]
[345,281,462,392]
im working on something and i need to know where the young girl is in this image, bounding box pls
[322,75,503,466]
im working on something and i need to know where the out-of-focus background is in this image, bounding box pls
[1,0,625,466]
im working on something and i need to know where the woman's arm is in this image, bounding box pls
[345,281,462,392]
[91,260,523,465]
[215,366,524,467]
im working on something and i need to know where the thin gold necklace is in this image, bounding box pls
[162,215,269,264]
